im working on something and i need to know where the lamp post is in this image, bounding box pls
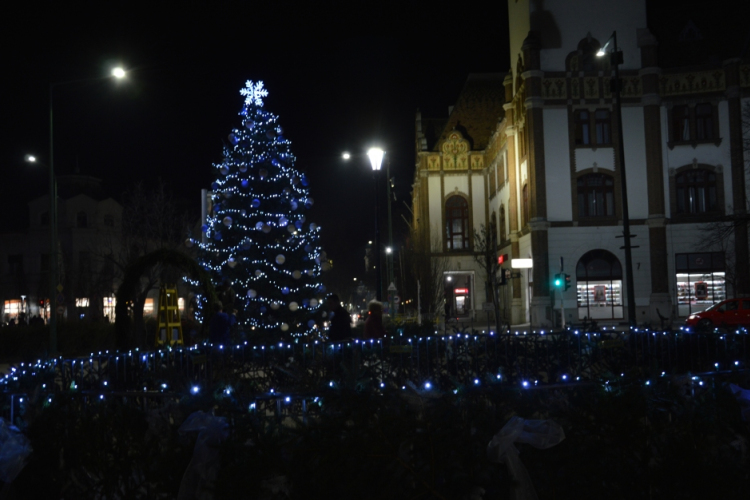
[30,66,126,355]
[367,148,384,301]
[597,32,636,329]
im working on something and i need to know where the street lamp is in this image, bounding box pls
[367,148,384,301]
[38,65,127,355]
[597,32,636,329]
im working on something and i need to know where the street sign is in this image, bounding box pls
[387,282,397,292]
[394,296,400,303]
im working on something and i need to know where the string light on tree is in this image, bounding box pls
[196,80,328,337]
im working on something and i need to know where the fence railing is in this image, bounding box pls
[3,327,748,397]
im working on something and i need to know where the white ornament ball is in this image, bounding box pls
[309,223,318,231]
[280,322,289,331]
[184,238,194,248]
[307,269,314,276]
[247,289,257,298]
[255,270,262,277]
[287,225,296,233]
[289,302,298,311]
[271,302,280,310]
[262,224,271,234]
[275,254,286,265]
[222,216,233,227]
[310,298,318,308]
[292,270,301,279]
[321,262,331,272]
[227,257,237,268]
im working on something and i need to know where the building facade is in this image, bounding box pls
[412,0,750,327]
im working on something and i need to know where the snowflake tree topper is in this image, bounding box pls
[240,80,268,107]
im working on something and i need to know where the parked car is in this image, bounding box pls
[684,298,750,329]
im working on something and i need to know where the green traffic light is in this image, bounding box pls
[554,278,562,287]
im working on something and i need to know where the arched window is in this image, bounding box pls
[576,249,623,320]
[676,169,717,214]
[499,205,506,242]
[577,174,615,217]
[445,196,469,251]
[490,212,498,250]
[76,211,88,228]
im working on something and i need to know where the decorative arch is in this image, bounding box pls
[565,34,610,73]
[115,248,218,350]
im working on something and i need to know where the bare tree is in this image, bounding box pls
[402,228,450,322]
[473,224,503,330]
[92,180,192,346]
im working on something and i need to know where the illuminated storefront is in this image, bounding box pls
[576,250,623,320]
[676,252,725,317]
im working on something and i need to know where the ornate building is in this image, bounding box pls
[412,0,750,327]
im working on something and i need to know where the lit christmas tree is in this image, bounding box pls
[195,80,326,338]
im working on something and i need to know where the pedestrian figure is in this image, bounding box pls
[209,301,235,346]
[363,300,386,339]
[326,294,352,342]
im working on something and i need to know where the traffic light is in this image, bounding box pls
[563,273,571,291]
[553,273,562,288]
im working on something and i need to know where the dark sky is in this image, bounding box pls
[1,1,509,290]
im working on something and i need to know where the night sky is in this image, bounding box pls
[0,1,509,292]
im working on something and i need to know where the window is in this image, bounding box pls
[671,103,717,144]
[576,249,623,320]
[40,211,49,226]
[445,196,469,251]
[575,109,612,147]
[7,255,22,275]
[676,252,725,317]
[499,206,506,242]
[76,211,88,228]
[522,184,529,226]
[595,110,611,145]
[675,170,717,214]
[673,105,690,142]
[489,163,497,197]
[490,212,498,250]
[695,103,714,141]
[575,110,591,145]
[518,126,527,158]
[577,174,615,217]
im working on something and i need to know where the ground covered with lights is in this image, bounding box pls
[2,325,750,499]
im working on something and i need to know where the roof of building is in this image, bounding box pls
[432,73,506,152]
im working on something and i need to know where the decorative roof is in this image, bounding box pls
[433,73,506,152]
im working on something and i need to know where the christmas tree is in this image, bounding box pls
[195,80,326,338]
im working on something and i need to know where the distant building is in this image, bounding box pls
[0,175,192,325]
[411,0,749,326]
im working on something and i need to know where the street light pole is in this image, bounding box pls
[385,159,396,315]
[599,31,637,329]
[43,67,127,354]
[367,148,384,301]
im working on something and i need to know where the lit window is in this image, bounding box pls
[103,297,116,322]
[75,298,89,307]
[144,298,155,316]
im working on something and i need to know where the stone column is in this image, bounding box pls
[504,73,525,325]
[724,58,750,296]
[523,32,551,327]
[639,28,672,323]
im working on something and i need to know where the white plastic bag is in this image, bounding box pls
[487,417,565,500]
[177,411,229,500]
[0,418,32,483]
